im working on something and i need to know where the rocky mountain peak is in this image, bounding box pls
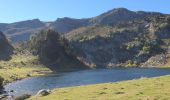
[10,19,45,29]
[108,8,130,13]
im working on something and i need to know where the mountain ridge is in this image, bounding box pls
[0,8,168,42]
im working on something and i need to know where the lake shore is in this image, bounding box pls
[1,54,170,100]
[29,75,170,100]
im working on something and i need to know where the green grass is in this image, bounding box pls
[0,54,52,84]
[29,75,170,100]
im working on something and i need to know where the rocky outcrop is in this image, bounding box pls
[141,54,167,67]
[37,89,50,96]
[68,31,138,67]
[65,16,170,68]
[0,31,13,60]
[27,30,87,71]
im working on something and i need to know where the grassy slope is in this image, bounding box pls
[29,75,170,100]
[0,54,52,84]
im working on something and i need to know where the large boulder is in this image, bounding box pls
[37,89,50,96]
[141,54,167,67]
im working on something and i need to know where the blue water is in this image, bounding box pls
[4,68,170,96]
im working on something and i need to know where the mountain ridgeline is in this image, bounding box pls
[0,8,165,42]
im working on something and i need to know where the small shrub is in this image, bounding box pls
[125,60,138,67]
[20,61,26,65]
[90,63,97,68]
[166,16,170,23]
[126,44,135,50]
[115,91,125,94]
[142,45,150,53]
[159,23,170,30]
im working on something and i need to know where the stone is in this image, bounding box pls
[37,89,50,96]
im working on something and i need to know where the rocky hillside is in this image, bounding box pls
[89,8,163,25]
[0,31,13,60]
[0,19,46,42]
[0,8,165,42]
[25,14,170,68]
[49,17,89,33]
[3,8,170,68]
[65,15,170,67]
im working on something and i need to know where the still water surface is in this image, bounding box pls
[5,68,170,96]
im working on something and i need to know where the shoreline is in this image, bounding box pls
[3,67,170,98]
[3,67,170,86]
[29,75,170,100]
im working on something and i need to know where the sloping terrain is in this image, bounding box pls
[0,19,46,42]
[65,15,170,67]
[0,8,169,69]
[23,15,170,68]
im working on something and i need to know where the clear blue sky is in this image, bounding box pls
[0,0,170,23]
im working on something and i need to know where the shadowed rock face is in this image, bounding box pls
[27,30,87,71]
[0,31,13,60]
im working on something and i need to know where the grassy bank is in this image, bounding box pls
[29,75,170,100]
[0,54,52,84]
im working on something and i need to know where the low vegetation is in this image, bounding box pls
[0,54,52,84]
[29,75,170,100]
